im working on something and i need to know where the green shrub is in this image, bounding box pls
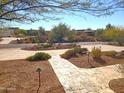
[103,51,117,58]
[39,43,52,48]
[70,44,77,47]
[61,49,76,59]
[61,47,88,59]
[91,47,102,59]
[43,43,52,48]
[56,44,78,49]
[74,47,88,54]
[81,48,88,52]
[26,52,51,61]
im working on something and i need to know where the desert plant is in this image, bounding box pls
[103,51,117,58]
[61,47,88,59]
[51,23,71,42]
[74,47,82,54]
[26,52,51,61]
[41,43,52,48]
[91,47,102,59]
[74,47,88,54]
[61,49,76,59]
[56,44,77,49]
[104,27,124,46]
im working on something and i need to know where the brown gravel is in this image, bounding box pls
[0,60,65,93]
[109,78,124,93]
[69,55,124,68]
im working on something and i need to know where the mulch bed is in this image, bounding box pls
[69,55,124,68]
[0,59,65,93]
[109,78,124,93]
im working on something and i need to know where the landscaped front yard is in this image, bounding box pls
[0,59,65,93]
[66,49,124,93]
[60,46,124,93]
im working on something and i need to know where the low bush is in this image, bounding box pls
[103,51,117,58]
[56,44,78,49]
[61,47,88,59]
[26,52,51,61]
[74,47,88,54]
[91,47,102,59]
[41,43,52,48]
[61,49,76,59]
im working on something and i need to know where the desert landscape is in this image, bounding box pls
[0,37,124,93]
[0,1,124,93]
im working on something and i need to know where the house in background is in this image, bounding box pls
[76,29,96,36]
[0,27,19,37]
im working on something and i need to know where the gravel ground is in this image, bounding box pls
[0,60,65,93]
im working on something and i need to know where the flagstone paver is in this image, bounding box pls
[49,55,123,93]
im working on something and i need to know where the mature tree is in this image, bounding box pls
[48,32,54,44]
[95,28,105,41]
[104,27,124,45]
[67,30,76,42]
[36,26,48,43]
[38,26,46,35]
[106,24,114,29]
[51,23,70,42]
[95,29,104,36]
[0,0,124,23]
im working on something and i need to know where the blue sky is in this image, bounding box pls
[11,11,124,30]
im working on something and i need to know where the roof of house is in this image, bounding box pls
[76,29,96,33]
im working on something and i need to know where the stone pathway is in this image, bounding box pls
[49,55,123,93]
